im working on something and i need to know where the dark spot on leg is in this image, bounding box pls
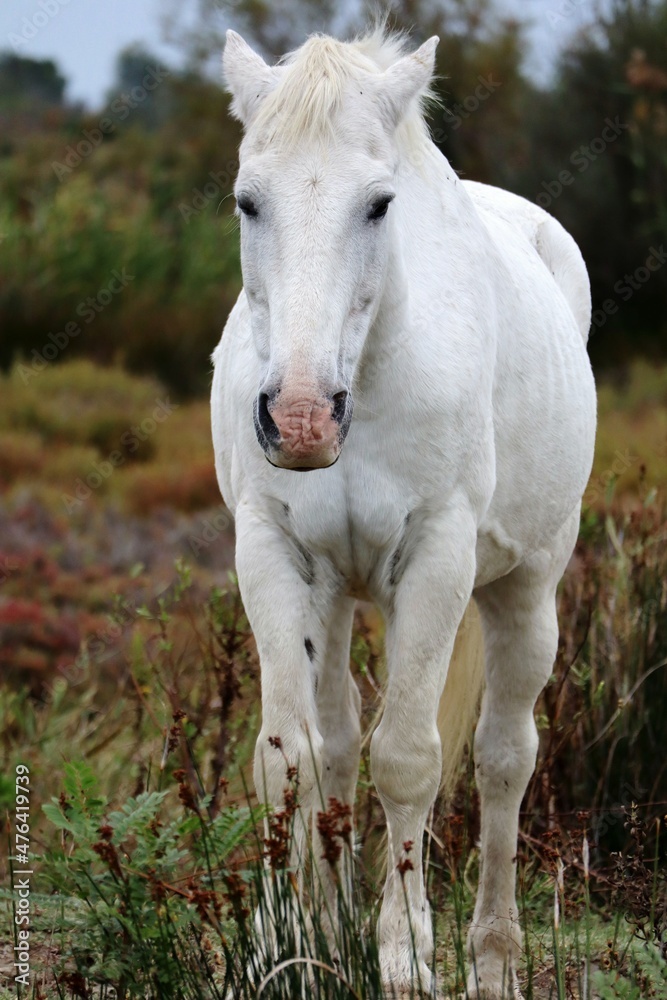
[304,637,315,662]
[294,540,315,586]
[283,503,290,517]
[389,543,403,588]
[389,511,414,588]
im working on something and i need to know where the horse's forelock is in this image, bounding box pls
[250,30,435,151]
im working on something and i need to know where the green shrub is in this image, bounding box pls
[39,761,261,999]
[0,360,165,461]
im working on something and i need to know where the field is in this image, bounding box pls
[1,358,666,998]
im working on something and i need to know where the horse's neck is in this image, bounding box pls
[371,144,474,347]
[397,142,475,258]
[354,142,488,411]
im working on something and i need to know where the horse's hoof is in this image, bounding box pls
[382,975,441,999]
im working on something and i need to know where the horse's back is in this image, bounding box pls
[456,180,596,582]
[462,180,591,343]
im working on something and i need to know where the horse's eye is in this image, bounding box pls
[237,195,259,218]
[368,196,394,222]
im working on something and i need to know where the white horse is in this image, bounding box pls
[211,26,596,998]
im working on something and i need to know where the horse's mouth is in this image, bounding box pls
[263,450,342,472]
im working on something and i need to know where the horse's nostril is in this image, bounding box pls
[256,392,280,444]
[332,390,348,424]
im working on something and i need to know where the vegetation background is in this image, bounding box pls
[1,0,667,996]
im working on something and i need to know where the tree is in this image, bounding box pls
[105,46,174,129]
[511,0,667,363]
[0,54,65,111]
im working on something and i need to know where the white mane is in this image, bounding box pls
[250,29,437,154]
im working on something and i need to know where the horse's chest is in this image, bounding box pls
[280,463,412,597]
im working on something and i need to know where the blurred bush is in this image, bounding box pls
[0,360,164,460]
[0,55,242,395]
[0,360,219,514]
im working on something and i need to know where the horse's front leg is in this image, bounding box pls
[372,508,476,996]
[235,504,327,894]
[313,596,361,920]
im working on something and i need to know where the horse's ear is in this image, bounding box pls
[377,36,439,128]
[223,30,279,126]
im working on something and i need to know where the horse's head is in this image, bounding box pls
[224,29,438,470]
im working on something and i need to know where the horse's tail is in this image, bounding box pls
[537,213,592,343]
[437,599,485,798]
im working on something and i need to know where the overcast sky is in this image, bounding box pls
[0,0,607,108]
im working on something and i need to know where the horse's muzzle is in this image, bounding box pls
[254,388,352,470]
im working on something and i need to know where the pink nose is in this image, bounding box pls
[270,397,340,462]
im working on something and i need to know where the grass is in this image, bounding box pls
[0,524,665,997]
[592,360,667,505]
[0,751,665,997]
[1,359,667,996]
